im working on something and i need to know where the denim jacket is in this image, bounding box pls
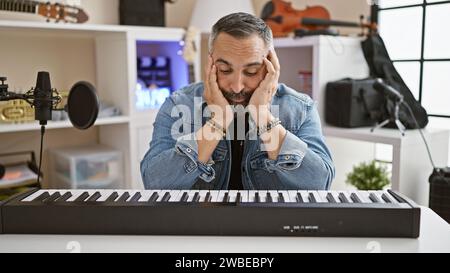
[140,82,335,190]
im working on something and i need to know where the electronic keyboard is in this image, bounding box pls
[0,188,421,237]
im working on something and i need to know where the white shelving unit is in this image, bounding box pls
[0,116,130,133]
[274,35,449,205]
[0,20,200,190]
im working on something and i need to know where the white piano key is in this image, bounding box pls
[238,190,248,202]
[66,190,88,202]
[287,190,298,203]
[248,190,258,202]
[216,190,228,202]
[22,190,58,202]
[176,190,189,202]
[21,190,48,202]
[157,190,172,202]
[317,191,330,203]
[357,191,372,203]
[299,191,310,203]
[209,190,220,202]
[141,190,161,202]
[198,190,210,202]
[228,190,238,202]
[168,190,182,202]
[268,191,279,202]
[187,190,200,202]
[258,190,268,202]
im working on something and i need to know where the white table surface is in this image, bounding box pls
[0,207,449,253]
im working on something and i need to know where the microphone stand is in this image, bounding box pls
[0,75,61,185]
[371,95,406,136]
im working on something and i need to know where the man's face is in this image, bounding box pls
[211,33,268,106]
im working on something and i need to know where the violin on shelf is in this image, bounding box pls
[261,0,377,37]
[0,0,89,23]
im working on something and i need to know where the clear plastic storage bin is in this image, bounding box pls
[49,145,123,189]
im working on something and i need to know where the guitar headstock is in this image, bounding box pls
[182,26,200,64]
[37,2,89,24]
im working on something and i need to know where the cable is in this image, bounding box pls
[401,101,437,169]
[36,125,45,186]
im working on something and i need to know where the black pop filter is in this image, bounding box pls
[66,81,99,130]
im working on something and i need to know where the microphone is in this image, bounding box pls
[0,73,100,181]
[373,78,404,101]
[0,72,99,129]
[34,72,53,125]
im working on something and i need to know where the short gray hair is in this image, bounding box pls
[208,12,273,53]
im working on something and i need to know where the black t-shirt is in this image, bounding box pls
[228,113,249,190]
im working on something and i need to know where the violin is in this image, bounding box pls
[261,0,377,37]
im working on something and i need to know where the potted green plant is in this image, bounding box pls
[346,160,390,190]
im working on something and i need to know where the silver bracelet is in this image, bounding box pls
[206,119,226,138]
[257,118,282,136]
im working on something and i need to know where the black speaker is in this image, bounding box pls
[429,168,450,224]
[325,78,384,128]
[119,0,166,27]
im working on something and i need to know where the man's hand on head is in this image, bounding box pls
[203,55,234,128]
[248,49,280,126]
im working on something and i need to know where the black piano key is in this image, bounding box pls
[369,193,380,203]
[192,192,200,202]
[254,192,260,203]
[236,192,242,203]
[106,192,119,202]
[33,192,50,202]
[266,192,272,203]
[326,193,336,203]
[350,193,361,203]
[338,193,349,203]
[278,193,285,203]
[56,192,72,202]
[129,192,142,202]
[223,192,230,202]
[74,192,90,202]
[117,192,130,202]
[381,193,392,203]
[308,193,316,203]
[148,192,159,202]
[180,192,189,202]
[161,192,171,202]
[86,192,101,202]
[204,192,211,202]
[296,193,303,203]
[43,192,61,203]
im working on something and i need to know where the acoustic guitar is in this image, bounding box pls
[0,0,88,23]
